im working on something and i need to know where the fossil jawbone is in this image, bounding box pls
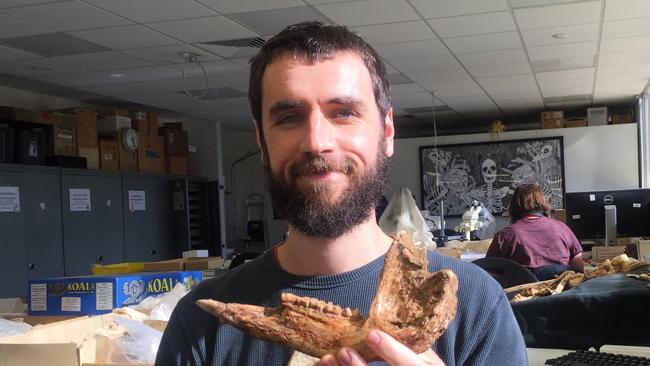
[196,232,458,361]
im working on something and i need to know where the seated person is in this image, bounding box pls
[486,184,584,280]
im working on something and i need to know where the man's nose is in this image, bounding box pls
[300,111,334,155]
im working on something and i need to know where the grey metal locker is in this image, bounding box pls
[0,164,63,297]
[122,173,176,262]
[61,169,124,276]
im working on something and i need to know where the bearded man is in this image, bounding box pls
[156,22,527,366]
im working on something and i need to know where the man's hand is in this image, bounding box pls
[316,330,445,366]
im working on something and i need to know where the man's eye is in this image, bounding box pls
[335,109,357,119]
[278,114,301,124]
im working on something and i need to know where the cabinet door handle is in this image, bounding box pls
[149,250,157,255]
[28,263,36,270]
[97,255,104,262]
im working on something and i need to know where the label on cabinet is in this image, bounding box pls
[30,283,46,311]
[96,282,113,310]
[128,190,146,211]
[0,186,20,212]
[69,188,91,211]
[61,297,81,312]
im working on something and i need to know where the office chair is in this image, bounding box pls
[472,257,538,289]
[229,252,261,270]
[533,264,570,281]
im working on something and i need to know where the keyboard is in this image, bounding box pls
[545,350,650,365]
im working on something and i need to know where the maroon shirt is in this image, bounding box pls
[486,216,582,270]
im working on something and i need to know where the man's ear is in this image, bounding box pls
[383,108,395,158]
[254,120,265,163]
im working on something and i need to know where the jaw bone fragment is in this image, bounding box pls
[196,231,458,361]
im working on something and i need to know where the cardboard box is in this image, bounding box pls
[165,156,188,176]
[130,111,148,135]
[163,122,183,130]
[35,111,64,125]
[78,147,99,170]
[98,139,119,171]
[591,245,627,263]
[564,118,588,128]
[101,132,137,172]
[97,110,131,133]
[28,271,202,316]
[541,111,564,129]
[147,112,158,135]
[142,257,224,272]
[587,107,608,126]
[137,135,164,174]
[612,114,633,124]
[0,314,114,366]
[553,208,566,223]
[158,127,188,157]
[75,109,98,149]
[51,114,77,156]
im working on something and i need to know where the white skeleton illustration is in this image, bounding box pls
[469,158,510,213]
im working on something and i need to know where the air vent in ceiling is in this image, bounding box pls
[202,37,266,48]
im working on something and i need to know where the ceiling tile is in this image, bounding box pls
[315,0,419,27]
[210,72,249,92]
[535,67,595,82]
[598,49,650,65]
[457,48,528,66]
[441,95,498,112]
[0,57,79,76]
[513,1,601,30]
[98,66,182,83]
[527,41,597,60]
[478,73,537,88]
[602,18,650,39]
[444,32,522,53]
[0,32,110,57]
[227,6,330,36]
[530,55,595,72]
[521,23,599,47]
[405,68,470,84]
[352,21,436,44]
[196,0,304,14]
[0,0,61,8]
[166,59,246,76]
[145,76,220,92]
[540,84,593,98]
[374,39,449,61]
[600,35,650,53]
[419,78,481,92]
[597,74,649,86]
[123,44,221,65]
[68,25,178,50]
[409,0,508,19]
[147,16,257,43]
[390,83,427,94]
[427,11,515,38]
[0,44,40,61]
[53,51,153,71]
[84,0,217,23]
[387,72,412,85]
[3,1,132,32]
[466,62,532,78]
[604,0,650,21]
[0,13,53,39]
[597,63,650,77]
[387,54,460,73]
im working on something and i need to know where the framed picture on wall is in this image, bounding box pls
[419,136,565,217]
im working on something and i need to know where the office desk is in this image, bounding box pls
[512,270,650,349]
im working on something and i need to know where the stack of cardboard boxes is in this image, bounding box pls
[98,110,137,172]
[159,122,189,176]
[134,112,165,174]
[541,107,634,130]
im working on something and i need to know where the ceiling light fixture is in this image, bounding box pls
[108,73,124,78]
[179,52,209,99]
[552,33,568,39]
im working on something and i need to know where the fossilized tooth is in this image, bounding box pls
[196,231,459,361]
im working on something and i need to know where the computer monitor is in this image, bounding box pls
[565,189,650,244]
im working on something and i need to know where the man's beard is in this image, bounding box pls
[264,140,390,239]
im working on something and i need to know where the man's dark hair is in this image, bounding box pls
[248,21,391,137]
[508,184,552,223]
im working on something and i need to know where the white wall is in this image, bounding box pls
[387,123,639,231]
